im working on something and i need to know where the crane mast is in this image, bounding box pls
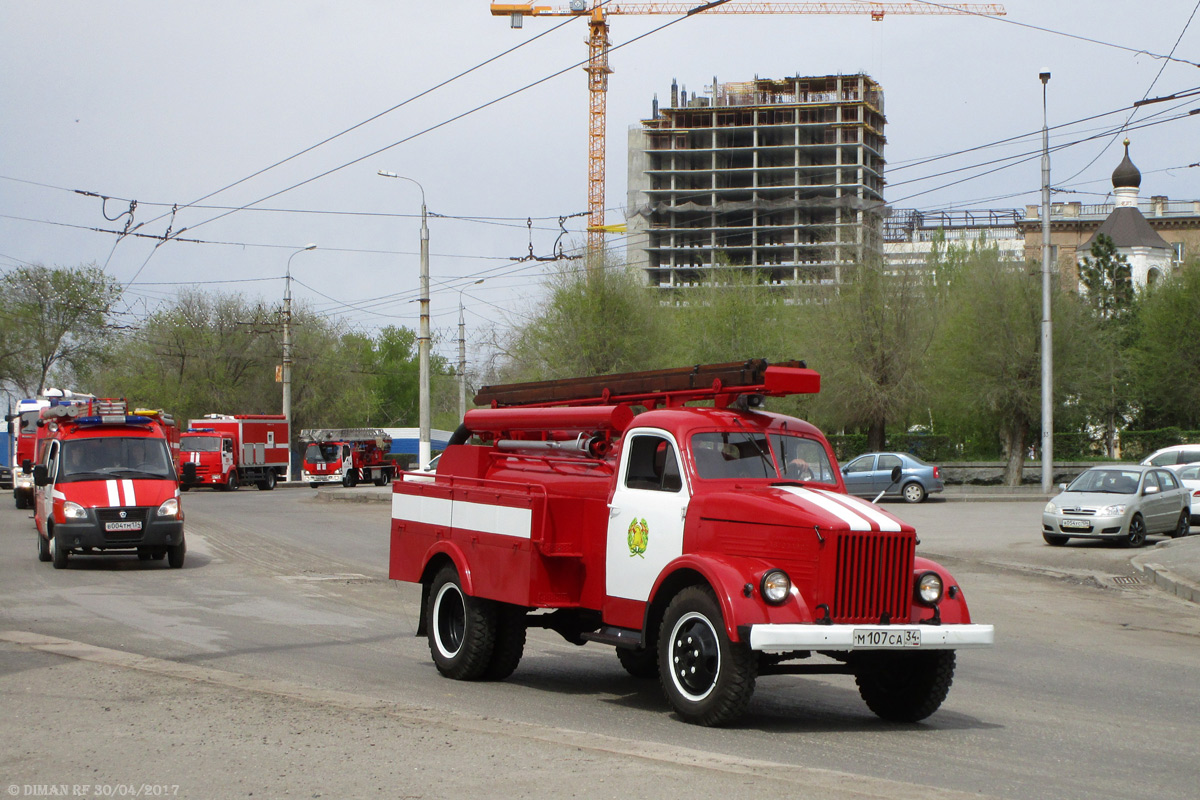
[491,1,1006,268]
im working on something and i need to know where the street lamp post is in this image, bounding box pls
[457,279,484,421]
[378,170,432,470]
[284,243,316,483]
[1039,70,1054,493]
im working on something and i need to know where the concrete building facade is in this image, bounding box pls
[626,74,886,290]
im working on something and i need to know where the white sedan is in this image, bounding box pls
[1169,463,1200,524]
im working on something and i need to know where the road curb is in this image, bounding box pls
[1135,559,1200,604]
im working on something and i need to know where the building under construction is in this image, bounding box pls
[627,73,886,289]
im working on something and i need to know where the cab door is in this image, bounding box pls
[605,430,689,603]
[34,439,61,535]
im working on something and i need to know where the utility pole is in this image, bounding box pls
[378,170,432,470]
[1039,70,1054,493]
[284,244,316,483]
[457,279,484,421]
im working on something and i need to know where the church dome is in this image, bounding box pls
[1112,139,1141,189]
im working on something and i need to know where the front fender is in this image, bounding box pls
[913,555,973,624]
[648,553,818,643]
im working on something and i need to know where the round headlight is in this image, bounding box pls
[157,498,180,518]
[916,571,943,606]
[62,501,88,520]
[760,569,791,605]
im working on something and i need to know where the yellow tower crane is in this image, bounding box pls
[491,1,1006,262]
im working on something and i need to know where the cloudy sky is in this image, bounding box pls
[3,1,1198,365]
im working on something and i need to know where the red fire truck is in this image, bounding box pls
[179,414,288,491]
[389,360,993,726]
[300,428,395,487]
[32,398,185,569]
[6,389,91,509]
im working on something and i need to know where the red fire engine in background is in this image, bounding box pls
[6,389,91,509]
[389,360,993,726]
[300,428,395,487]
[32,397,185,569]
[179,414,288,491]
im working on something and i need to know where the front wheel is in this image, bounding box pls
[658,586,757,726]
[1170,510,1189,539]
[1125,514,1147,548]
[1043,532,1069,546]
[426,565,497,680]
[37,533,51,562]
[343,470,358,488]
[855,650,956,722]
[902,482,927,504]
[167,536,186,568]
[50,532,68,569]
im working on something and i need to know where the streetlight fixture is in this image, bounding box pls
[457,279,485,420]
[377,169,432,470]
[284,243,317,483]
[1039,70,1053,493]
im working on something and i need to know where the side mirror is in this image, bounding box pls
[32,464,49,487]
[181,462,197,483]
[21,458,32,474]
[1144,485,1160,495]
[1058,483,1067,492]
[890,465,902,484]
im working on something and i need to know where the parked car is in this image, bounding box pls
[1042,464,1190,547]
[1140,444,1200,467]
[840,451,943,503]
[1168,463,1200,524]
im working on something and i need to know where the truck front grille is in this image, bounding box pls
[833,532,914,624]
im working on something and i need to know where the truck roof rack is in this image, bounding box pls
[299,428,392,444]
[474,359,820,410]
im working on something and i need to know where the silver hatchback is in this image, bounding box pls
[1042,464,1191,547]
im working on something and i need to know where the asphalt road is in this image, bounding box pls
[1,489,1197,799]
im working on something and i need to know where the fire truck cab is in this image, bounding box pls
[32,398,185,569]
[390,360,993,726]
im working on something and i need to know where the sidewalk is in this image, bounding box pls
[314,482,1200,605]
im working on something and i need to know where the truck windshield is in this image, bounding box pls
[180,436,221,453]
[691,431,836,485]
[305,443,341,463]
[59,437,175,482]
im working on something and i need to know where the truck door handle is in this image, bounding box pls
[609,506,621,518]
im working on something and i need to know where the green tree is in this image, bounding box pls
[803,259,937,452]
[662,268,792,366]
[497,257,666,382]
[1130,259,1200,428]
[0,263,122,395]
[930,250,1102,484]
[1076,233,1136,456]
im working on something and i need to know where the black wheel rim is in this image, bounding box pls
[669,612,721,700]
[1130,518,1145,545]
[434,583,466,658]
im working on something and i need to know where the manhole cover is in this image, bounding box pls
[1112,575,1142,585]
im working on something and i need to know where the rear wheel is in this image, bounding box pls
[482,603,527,681]
[256,471,276,491]
[427,565,496,680]
[902,482,927,504]
[1125,514,1147,548]
[373,470,391,487]
[1170,510,1189,539]
[1043,532,1069,546]
[855,650,956,723]
[658,586,757,726]
[617,646,660,679]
